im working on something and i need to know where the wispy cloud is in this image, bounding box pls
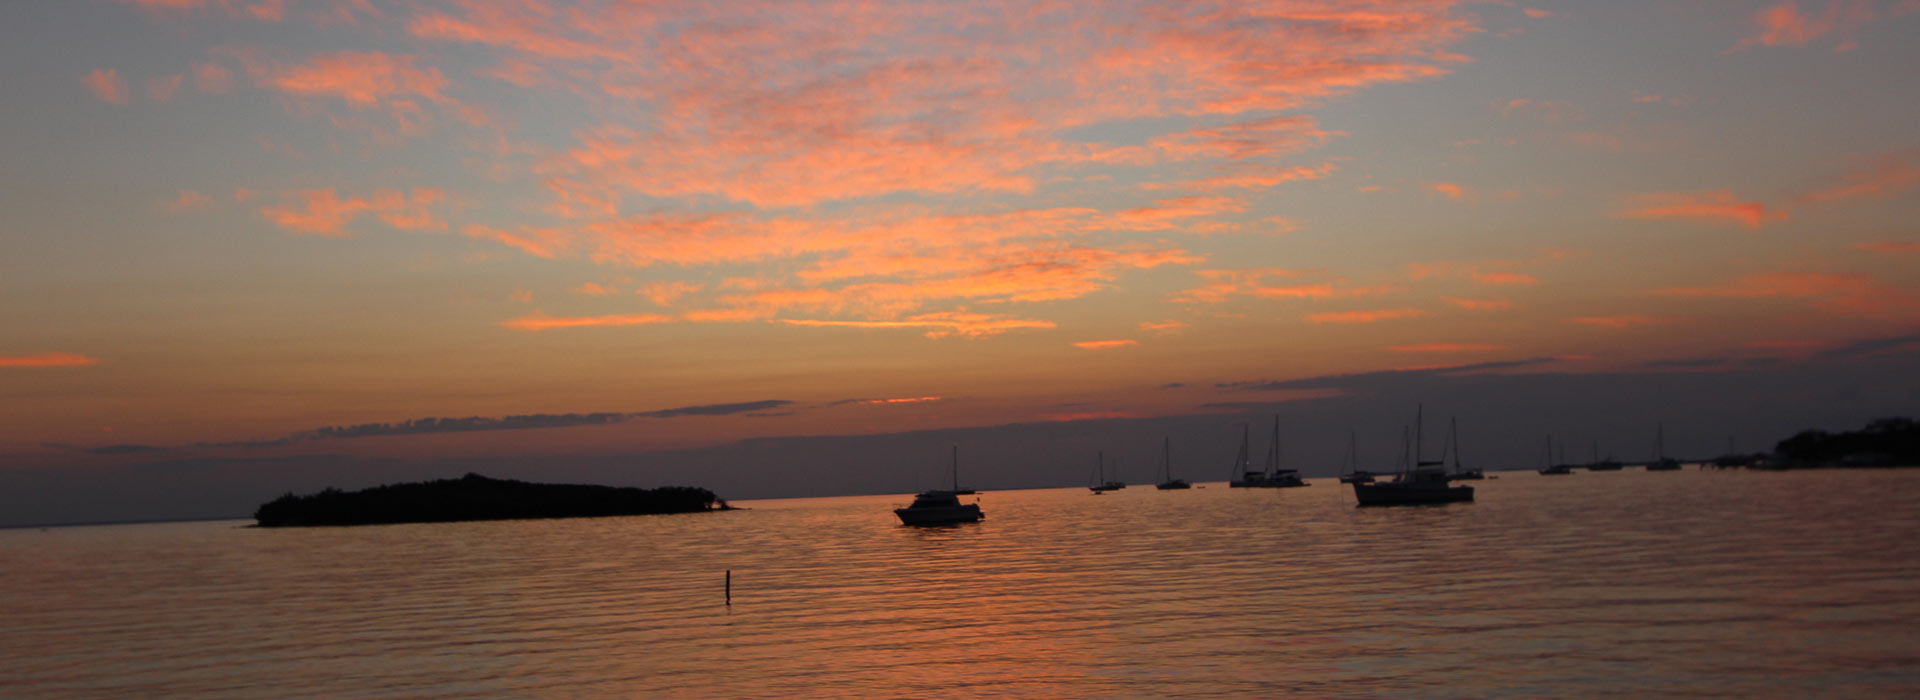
[1658,271,1913,316]
[1854,241,1920,254]
[206,400,797,448]
[0,352,100,369]
[783,312,1056,339]
[1073,339,1138,350]
[1428,182,1468,201]
[500,312,676,332]
[1572,315,1673,328]
[1734,0,1877,51]
[1388,344,1502,353]
[1798,149,1920,204]
[1614,189,1785,229]
[1444,297,1514,311]
[1222,358,1556,391]
[1307,308,1426,324]
[261,188,446,235]
[84,68,128,105]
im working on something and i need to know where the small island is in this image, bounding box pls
[253,473,730,527]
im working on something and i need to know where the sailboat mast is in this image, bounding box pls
[1162,436,1171,481]
[951,445,959,492]
[1449,417,1461,470]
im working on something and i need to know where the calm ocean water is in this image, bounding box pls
[4,468,1919,698]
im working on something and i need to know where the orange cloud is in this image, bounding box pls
[1173,268,1382,304]
[639,281,704,306]
[1658,271,1912,316]
[855,396,943,405]
[782,312,1055,339]
[1139,320,1188,334]
[259,51,451,107]
[85,68,128,105]
[0,352,99,368]
[1614,189,1785,229]
[166,189,210,212]
[1428,182,1467,201]
[463,224,568,259]
[1308,308,1426,324]
[1073,340,1138,350]
[261,188,446,235]
[500,312,676,332]
[1572,315,1671,328]
[1444,297,1514,310]
[1799,150,1920,204]
[1388,344,1502,352]
[260,189,371,235]
[574,282,618,296]
[1855,241,1920,254]
[1472,271,1539,286]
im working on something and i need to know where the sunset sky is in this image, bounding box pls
[3,0,1918,524]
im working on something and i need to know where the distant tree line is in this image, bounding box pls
[254,473,728,527]
[1774,417,1920,468]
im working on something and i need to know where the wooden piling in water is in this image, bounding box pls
[725,569,731,605]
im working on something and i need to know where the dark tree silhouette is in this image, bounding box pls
[1774,417,1920,468]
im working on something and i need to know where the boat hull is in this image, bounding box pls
[894,504,983,525]
[1155,480,1191,490]
[1353,482,1473,506]
[1230,478,1309,488]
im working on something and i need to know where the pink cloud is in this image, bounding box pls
[1308,308,1426,324]
[1524,8,1553,19]
[0,352,99,368]
[85,69,129,105]
[193,61,232,93]
[1735,0,1876,51]
[1073,339,1138,350]
[1614,189,1786,229]
[1798,149,1920,204]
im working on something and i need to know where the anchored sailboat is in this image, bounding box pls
[1090,450,1125,493]
[1353,404,1473,505]
[1155,436,1191,490]
[1229,416,1308,488]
